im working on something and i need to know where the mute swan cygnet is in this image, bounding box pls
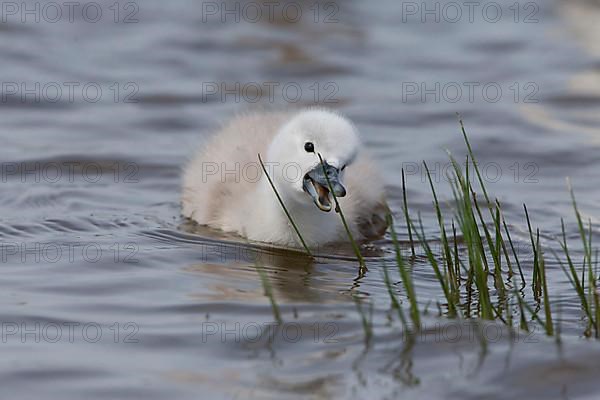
[182,109,389,248]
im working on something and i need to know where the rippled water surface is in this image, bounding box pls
[3,0,600,398]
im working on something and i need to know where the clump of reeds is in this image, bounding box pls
[551,181,599,338]
[381,117,598,340]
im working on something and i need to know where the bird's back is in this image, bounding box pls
[181,111,292,226]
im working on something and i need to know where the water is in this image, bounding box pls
[2,0,600,398]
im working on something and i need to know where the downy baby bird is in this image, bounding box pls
[182,108,389,248]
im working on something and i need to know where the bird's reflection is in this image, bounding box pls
[179,220,378,303]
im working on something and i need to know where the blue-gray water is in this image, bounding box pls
[2,0,600,398]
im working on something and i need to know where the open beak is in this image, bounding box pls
[302,161,346,212]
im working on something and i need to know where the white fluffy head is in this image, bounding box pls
[266,109,360,205]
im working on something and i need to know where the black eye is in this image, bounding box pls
[341,165,347,171]
[304,142,314,153]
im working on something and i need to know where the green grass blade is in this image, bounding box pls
[388,213,420,328]
[498,200,526,286]
[409,214,457,317]
[537,229,553,335]
[382,262,407,328]
[258,153,312,256]
[317,153,366,273]
[423,161,457,302]
[402,169,416,257]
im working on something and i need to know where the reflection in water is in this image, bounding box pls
[178,219,387,302]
